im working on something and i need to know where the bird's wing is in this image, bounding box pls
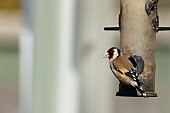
[112,63,141,85]
[125,69,140,85]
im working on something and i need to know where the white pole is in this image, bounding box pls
[32,0,79,113]
[56,0,80,112]
[19,27,33,113]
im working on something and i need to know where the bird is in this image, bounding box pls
[103,47,147,98]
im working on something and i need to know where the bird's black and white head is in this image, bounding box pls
[103,47,122,60]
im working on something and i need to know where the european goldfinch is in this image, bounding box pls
[103,47,147,97]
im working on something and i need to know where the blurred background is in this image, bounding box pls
[0,0,170,113]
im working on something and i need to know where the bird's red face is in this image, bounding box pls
[103,47,121,60]
[107,47,115,59]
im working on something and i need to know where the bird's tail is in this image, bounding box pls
[135,86,147,98]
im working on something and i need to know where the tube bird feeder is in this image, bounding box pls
[104,0,170,97]
[119,0,157,97]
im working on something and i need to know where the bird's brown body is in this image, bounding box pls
[110,54,136,85]
[112,55,134,71]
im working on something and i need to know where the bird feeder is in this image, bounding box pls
[104,0,170,97]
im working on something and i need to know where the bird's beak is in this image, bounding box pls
[102,52,109,58]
